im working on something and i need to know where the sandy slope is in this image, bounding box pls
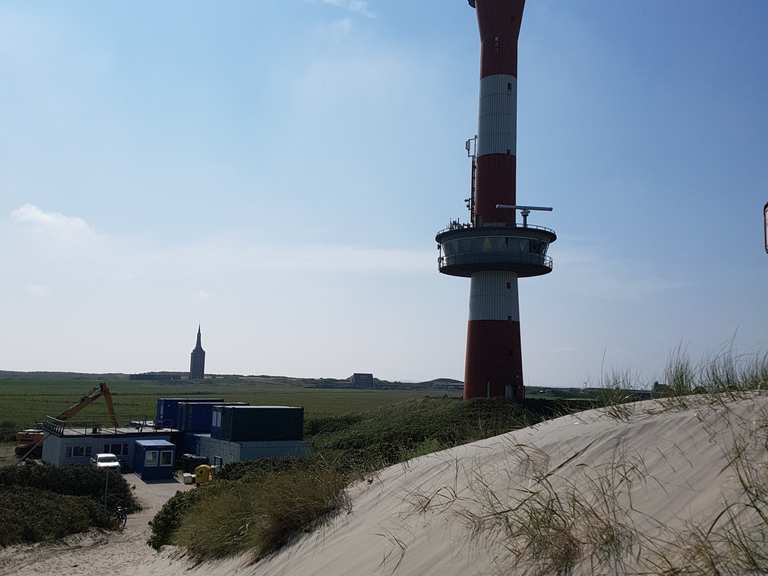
[3,397,766,576]
[186,396,768,576]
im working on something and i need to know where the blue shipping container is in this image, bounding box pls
[178,402,215,433]
[133,439,176,481]
[155,398,223,429]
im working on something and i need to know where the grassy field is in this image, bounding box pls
[0,377,455,431]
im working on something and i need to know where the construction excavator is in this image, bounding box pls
[15,382,120,459]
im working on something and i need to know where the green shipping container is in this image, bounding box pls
[212,406,303,442]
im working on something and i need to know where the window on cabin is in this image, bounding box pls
[145,450,158,467]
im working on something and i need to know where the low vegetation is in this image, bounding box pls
[0,464,139,546]
[150,396,588,563]
[0,486,112,546]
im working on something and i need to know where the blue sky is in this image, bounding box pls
[1,0,766,385]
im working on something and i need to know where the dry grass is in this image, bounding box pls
[642,402,768,575]
[171,463,351,563]
[410,442,655,576]
[598,369,639,422]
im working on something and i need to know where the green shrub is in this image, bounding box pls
[0,486,111,546]
[0,464,139,512]
[304,414,363,437]
[148,488,205,550]
[215,459,304,483]
[172,464,350,561]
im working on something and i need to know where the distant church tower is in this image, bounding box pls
[189,325,206,380]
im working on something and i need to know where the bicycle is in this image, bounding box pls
[112,505,128,530]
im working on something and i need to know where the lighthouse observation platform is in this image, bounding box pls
[435,222,556,278]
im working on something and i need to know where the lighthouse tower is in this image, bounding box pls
[436,0,556,401]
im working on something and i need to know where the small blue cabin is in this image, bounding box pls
[133,439,175,481]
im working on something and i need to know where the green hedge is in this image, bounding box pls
[0,464,139,513]
[0,486,112,546]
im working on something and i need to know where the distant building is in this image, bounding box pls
[129,372,185,381]
[350,373,375,389]
[190,326,206,380]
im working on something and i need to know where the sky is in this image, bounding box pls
[1,0,767,386]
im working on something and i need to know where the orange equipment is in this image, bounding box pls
[56,382,119,428]
[16,382,120,458]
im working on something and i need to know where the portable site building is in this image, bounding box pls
[133,439,176,481]
[41,419,173,469]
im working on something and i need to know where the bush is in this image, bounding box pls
[171,464,350,561]
[0,486,112,546]
[0,464,139,513]
[215,459,305,483]
[148,488,205,550]
[304,414,363,437]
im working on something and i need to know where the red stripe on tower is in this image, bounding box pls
[466,0,525,400]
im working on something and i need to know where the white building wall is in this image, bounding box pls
[196,436,310,466]
[42,434,171,468]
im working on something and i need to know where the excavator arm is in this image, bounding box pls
[57,383,120,428]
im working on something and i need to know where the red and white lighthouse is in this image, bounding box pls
[436,0,556,401]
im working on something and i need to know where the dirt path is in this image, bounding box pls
[0,473,191,576]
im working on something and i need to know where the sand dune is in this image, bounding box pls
[161,395,768,576]
[5,396,766,576]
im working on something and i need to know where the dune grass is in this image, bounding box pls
[171,463,350,562]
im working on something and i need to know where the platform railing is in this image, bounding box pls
[42,415,156,437]
[438,252,553,270]
[436,220,556,236]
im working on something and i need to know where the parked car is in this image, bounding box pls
[91,453,121,471]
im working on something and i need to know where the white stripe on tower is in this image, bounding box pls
[477,74,517,157]
[469,271,520,322]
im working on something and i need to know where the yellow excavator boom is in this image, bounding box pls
[56,382,119,428]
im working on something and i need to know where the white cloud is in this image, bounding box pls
[10,203,93,236]
[319,0,375,18]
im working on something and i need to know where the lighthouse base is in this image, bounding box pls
[464,320,524,401]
